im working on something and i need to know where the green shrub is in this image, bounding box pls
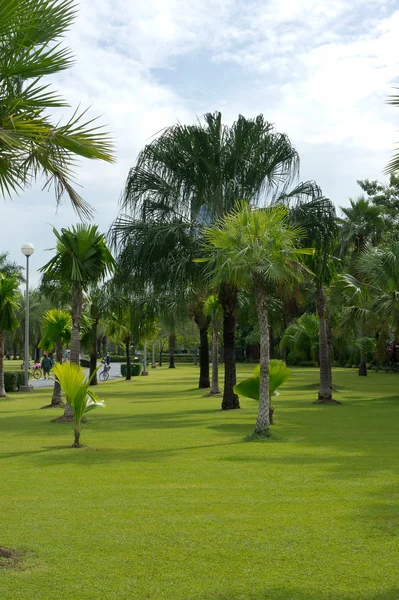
[161,354,193,363]
[79,359,91,368]
[15,372,25,389]
[121,363,143,377]
[109,355,126,363]
[4,372,18,392]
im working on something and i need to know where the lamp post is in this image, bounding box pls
[21,243,35,391]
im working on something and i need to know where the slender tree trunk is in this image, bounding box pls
[72,424,81,448]
[219,283,240,410]
[35,345,40,362]
[51,340,64,406]
[101,336,107,357]
[151,340,156,368]
[159,341,163,367]
[13,342,17,361]
[0,331,5,397]
[315,285,338,404]
[255,287,270,436]
[210,322,220,395]
[65,286,83,418]
[358,320,367,376]
[169,333,176,369]
[198,325,210,388]
[89,320,98,386]
[125,336,131,380]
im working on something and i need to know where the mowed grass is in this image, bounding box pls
[0,366,398,600]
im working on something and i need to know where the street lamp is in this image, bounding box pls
[21,243,35,391]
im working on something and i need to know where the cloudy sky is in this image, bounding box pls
[3,0,399,284]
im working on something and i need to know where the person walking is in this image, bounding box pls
[41,353,53,380]
[106,352,110,366]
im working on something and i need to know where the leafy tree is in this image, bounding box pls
[204,295,222,395]
[53,362,105,447]
[358,175,399,225]
[201,203,308,436]
[40,225,115,417]
[0,252,23,280]
[114,111,317,408]
[0,274,20,396]
[0,0,114,216]
[39,308,71,406]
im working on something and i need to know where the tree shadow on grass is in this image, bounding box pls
[201,587,399,600]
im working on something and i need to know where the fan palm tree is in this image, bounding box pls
[113,111,318,408]
[0,0,114,216]
[201,203,309,436]
[40,224,115,417]
[356,242,399,341]
[204,295,222,395]
[39,308,71,406]
[385,89,399,175]
[290,197,339,403]
[0,274,20,396]
[339,197,386,258]
[280,312,319,364]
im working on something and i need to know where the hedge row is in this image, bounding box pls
[4,371,25,392]
[161,354,194,363]
[120,363,143,377]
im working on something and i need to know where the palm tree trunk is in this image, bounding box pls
[13,342,17,361]
[315,285,338,404]
[219,283,240,410]
[255,287,270,436]
[0,331,5,397]
[159,341,163,367]
[89,320,98,386]
[51,340,64,406]
[199,325,210,388]
[65,286,83,418]
[72,424,81,448]
[210,322,220,395]
[125,336,131,380]
[358,320,367,376]
[169,333,176,369]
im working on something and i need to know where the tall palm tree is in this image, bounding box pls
[0,0,114,216]
[385,89,399,175]
[114,111,317,408]
[40,225,115,417]
[339,197,386,258]
[201,203,309,436]
[291,198,339,404]
[204,295,222,395]
[0,274,20,397]
[39,308,71,406]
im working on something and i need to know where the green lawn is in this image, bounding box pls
[0,366,398,600]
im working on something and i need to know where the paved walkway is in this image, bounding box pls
[30,362,123,389]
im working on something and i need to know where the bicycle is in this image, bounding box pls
[98,361,111,382]
[21,362,42,379]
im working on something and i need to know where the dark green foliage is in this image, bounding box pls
[161,353,193,363]
[79,359,90,368]
[4,372,18,392]
[109,355,126,363]
[121,363,143,377]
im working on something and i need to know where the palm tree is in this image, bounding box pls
[40,225,115,417]
[386,89,399,175]
[339,197,386,258]
[356,242,399,342]
[0,0,114,216]
[291,198,339,404]
[53,362,105,447]
[202,203,309,436]
[0,274,20,397]
[204,295,222,395]
[39,309,71,406]
[280,313,319,364]
[114,112,317,408]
